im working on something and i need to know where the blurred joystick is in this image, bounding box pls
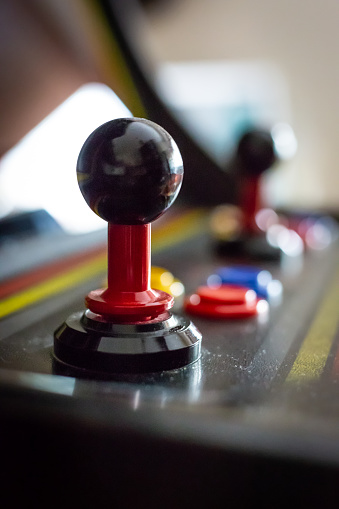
[54,118,201,375]
[212,129,281,260]
[237,130,276,235]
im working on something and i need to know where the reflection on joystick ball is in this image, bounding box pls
[77,118,183,225]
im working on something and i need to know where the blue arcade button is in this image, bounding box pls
[208,265,281,299]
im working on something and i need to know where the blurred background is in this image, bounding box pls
[0,0,338,235]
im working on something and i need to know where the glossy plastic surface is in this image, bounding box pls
[76,118,186,320]
[54,310,201,374]
[195,285,255,305]
[213,266,273,298]
[77,118,183,225]
[85,223,173,319]
[185,283,261,319]
[54,117,201,371]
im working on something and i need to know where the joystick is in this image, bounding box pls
[54,118,201,375]
[211,129,281,260]
[236,129,277,235]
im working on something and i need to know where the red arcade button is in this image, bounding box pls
[184,284,262,319]
[196,285,257,305]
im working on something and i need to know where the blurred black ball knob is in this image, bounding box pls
[237,130,277,176]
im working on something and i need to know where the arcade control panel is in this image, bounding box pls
[1,118,339,507]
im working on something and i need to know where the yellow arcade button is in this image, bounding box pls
[151,266,185,306]
[209,204,244,241]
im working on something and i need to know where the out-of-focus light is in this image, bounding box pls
[305,222,332,250]
[267,224,304,257]
[282,230,304,257]
[133,390,141,410]
[210,204,243,241]
[189,294,201,306]
[245,289,257,304]
[255,208,279,232]
[0,83,131,233]
[18,373,75,395]
[271,122,298,160]
[206,274,222,288]
[257,299,269,313]
[256,299,269,322]
[267,280,283,297]
[266,224,286,248]
[170,281,185,298]
[257,270,272,288]
[303,217,338,250]
[160,270,174,287]
[267,280,283,304]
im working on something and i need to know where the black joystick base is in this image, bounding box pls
[215,234,282,261]
[54,310,201,376]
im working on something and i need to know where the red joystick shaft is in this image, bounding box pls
[240,176,262,235]
[108,224,150,293]
[85,224,173,321]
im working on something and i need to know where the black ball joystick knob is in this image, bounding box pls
[237,129,277,177]
[54,118,201,376]
[77,117,183,224]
